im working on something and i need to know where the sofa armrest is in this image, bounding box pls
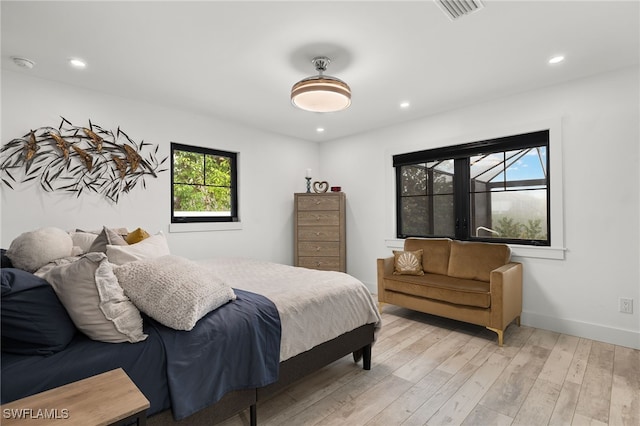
[489,262,523,330]
[376,256,394,302]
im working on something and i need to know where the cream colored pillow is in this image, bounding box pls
[114,255,236,331]
[6,227,73,272]
[106,232,170,265]
[69,231,99,254]
[393,249,424,276]
[40,252,147,343]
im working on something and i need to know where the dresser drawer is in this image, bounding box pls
[297,226,340,241]
[297,211,340,226]
[297,195,341,211]
[294,192,345,273]
[298,257,341,271]
[298,241,340,257]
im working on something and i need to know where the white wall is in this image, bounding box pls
[320,66,640,349]
[2,67,638,349]
[1,70,320,265]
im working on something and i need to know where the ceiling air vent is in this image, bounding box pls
[435,0,484,21]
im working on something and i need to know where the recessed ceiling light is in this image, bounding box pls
[69,58,87,69]
[400,101,410,109]
[316,127,325,133]
[548,55,565,65]
[11,56,35,69]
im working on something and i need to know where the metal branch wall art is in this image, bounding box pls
[0,117,167,203]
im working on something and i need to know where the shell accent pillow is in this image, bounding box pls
[393,249,424,276]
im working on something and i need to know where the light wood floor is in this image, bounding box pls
[220,306,640,426]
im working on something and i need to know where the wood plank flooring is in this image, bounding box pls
[219,306,640,426]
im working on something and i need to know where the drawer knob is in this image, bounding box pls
[315,201,321,205]
[316,261,321,266]
[315,216,320,221]
[316,247,321,251]
[315,232,321,236]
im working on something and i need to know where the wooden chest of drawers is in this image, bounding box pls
[294,192,346,272]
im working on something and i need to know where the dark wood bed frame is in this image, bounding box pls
[147,323,375,426]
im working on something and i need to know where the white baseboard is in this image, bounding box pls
[522,311,640,350]
[366,288,640,349]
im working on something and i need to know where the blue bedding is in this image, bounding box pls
[1,325,171,415]
[150,289,281,420]
[1,289,281,421]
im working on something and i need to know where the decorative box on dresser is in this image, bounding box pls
[294,192,346,272]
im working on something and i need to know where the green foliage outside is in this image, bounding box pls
[173,151,232,213]
[494,217,544,240]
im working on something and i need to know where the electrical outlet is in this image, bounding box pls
[619,298,633,314]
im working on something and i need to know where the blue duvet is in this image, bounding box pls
[1,289,281,421]
[150,289,281,420]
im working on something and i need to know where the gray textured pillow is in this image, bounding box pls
[41,252,147,343]
[6,227,73,272]
[114,255,236,331]
[88,226,128,253]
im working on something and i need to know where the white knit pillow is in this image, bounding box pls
[113,255,236,331]
[7,227,73,272]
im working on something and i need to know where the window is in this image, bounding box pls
[171,143,238,223]
[394,130,549,246]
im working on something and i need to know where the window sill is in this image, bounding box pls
[384,238,566,260]
[169,222,243,233]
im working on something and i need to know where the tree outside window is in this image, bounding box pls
[171,143,238,223]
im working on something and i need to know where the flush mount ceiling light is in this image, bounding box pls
[291,56,351,113]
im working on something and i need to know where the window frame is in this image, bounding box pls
[170,142,238,224]
[393,130,550,246]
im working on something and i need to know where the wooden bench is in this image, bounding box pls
[1,368,149,426]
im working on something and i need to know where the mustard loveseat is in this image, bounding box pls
[377,238,522,345]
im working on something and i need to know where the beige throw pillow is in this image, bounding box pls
[69,231,99,254]
[393,249,425,276]
[106,232,170,265]
[113,255,236,331]
[40,252,147,343]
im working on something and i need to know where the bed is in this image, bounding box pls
[1,248,381,425]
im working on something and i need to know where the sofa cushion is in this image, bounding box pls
[383,273,491,308]
[447,240,511,282]
[393,249,424,275]
[404,238,451,275]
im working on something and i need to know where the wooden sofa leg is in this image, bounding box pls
[378,301,385,313]
[486,327,504,346]
[516,316,521,326]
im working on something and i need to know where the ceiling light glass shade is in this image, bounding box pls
[291,57,351,113]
